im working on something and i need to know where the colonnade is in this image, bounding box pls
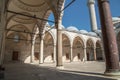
[29,32,103,63]
[0,0,120,77]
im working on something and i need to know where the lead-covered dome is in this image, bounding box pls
[51,24,65,29]
[88,32,97,36]
[79,30,88,34]
[112,17,120,21]
[67,26,79,31]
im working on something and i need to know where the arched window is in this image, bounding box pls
[14,34,19,42]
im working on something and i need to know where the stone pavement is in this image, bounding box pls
[4,61,120,80]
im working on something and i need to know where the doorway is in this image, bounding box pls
[12,51,19,61]
[34,52,39,60]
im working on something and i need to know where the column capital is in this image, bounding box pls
[54,44,56,46]
[87,0,95,6]
[101,0,109,2]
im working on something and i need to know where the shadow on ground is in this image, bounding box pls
[4,62,116,80]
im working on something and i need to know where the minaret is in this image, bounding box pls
[87,0,98,31]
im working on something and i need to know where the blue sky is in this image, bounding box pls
[48,0,120,31]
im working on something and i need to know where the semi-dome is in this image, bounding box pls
[67,26,79,31]
[88,32,97,36]
[79,30,88,34]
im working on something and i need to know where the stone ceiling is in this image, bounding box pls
[6,0,64,41]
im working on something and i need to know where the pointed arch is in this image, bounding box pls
[86,38,95,61]
[96,40,103,61]
[72,36,84,62]
[117,31,120,60]
[43,31,54,63]
[62,33,71,62]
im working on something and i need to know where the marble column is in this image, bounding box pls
[87,0,98,31]
[70,46,73,62]
[55,0,65,69]
[98,0,120,76]
[83,47,87,61]
[56,13,64,69]
[93,47,97,60]
[53,44,56,62]
[56,26,63,68]
[0,0,4,67]
[0,0,6,79]
[39,35,44,64]
[30,40,35,63]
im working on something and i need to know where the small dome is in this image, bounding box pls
[114,22,120,28]
[88,32,97,36]
[95,30,101,33]
[67,26,79,31]
[46,22,50,26]
[79,30,88,34]
[51,24,65,29]
[60,24,65,29]
[112,17,120,21]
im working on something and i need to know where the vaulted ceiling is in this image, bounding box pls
[6,0,65,41]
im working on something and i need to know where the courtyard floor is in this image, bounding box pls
[4,61,120,80]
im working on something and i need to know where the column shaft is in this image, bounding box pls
[98,0,120,75]
[94,48,97,60]
[56,28,63,66]
[39,37,44,64]
[0,0,6,67]
[0,0,6,79]
[84,47,87,61]
[70,46,73,62]
[31,41,34,63]
[53,44,56,62]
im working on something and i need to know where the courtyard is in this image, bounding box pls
[4,61,120,80]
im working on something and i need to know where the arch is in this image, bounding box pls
[6,24,31,43]
[86,38,95,61]
[43,31,54,63]
[72,36,84,62]
[96,40,103,61]
[117,31,120,60]
[38,10,52,34]
[6,11,37,32]
[5,31,31,62]
[62,34,71,62]
[7,24,30,31]
[62,32,71,45]
[44,30,55,45]
[34,35,40,61]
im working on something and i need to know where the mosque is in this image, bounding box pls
[0,0,120,78]
[3,0,103,64]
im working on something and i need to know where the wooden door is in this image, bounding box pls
[66,53,69,60]
[34,52,39,60]
[77,53,80,60]
[87,53,90,61]
[12,51,19,60]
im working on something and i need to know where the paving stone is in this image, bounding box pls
[4,62,120,80]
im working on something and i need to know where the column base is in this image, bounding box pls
[39,61,44,64]
[70,60,73,62]
[0,66,4,79]
[104,70,120,76]
[56,66,64,69]
[39,62,43,64]
[0,71,4,79]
